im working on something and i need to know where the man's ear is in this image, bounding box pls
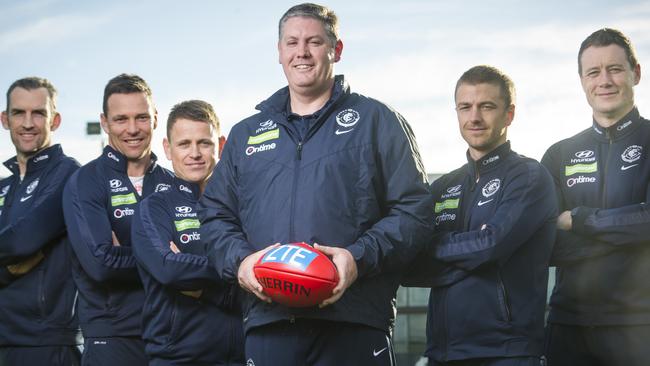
[218,136,226,158]
[334,40,343,62]
[1,111,8,130]
[163,137,172,161]
[50,112,62,132]
[100,113,110,134]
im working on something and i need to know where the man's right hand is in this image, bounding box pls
[111,231,121,246]
[7,251,45,276]
[237,243,280,303]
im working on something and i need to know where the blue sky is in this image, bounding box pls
[2,0,650,173]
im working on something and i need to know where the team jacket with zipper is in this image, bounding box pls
[0,144,80,346]
[542,107,650,326]
[132,177,244,365]
[404,142,557,362]
[63,146,174,338]
[199,75,433,333]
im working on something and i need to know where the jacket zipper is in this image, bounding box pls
[440,288,449,361]
[601,131,612,208]
[37,267,46,318]
[288,141,303,241]
[497,270,512,322]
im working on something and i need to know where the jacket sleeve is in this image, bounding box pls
[199,132,256,282]
[541,147,624,264]
[200,283,242,311]
[401,181,470,288]
[550,231,617,265]
[132,196,221,290]
[63,169,138,282]
[434,162,557,271]
[345,109,434,277]
[0,267,13,286]
[0,160,78,265]
[570,200,650,246]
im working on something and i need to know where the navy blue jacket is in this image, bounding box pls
[0,144,80,346]
[63,146,174,338]
[132,177,244,365]
[404,142,557,362]
[542,107,650,326]
[199,75,433,333]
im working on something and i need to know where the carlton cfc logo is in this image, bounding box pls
[26,179,39,195]
[336,109,360,128]
[621,145,642,163]
[482,179,501,198]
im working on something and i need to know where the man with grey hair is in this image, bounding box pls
[199,3,432,366]
[542,27,650,366]
[0,77,81,365]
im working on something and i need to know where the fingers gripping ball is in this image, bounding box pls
[254,242,339,307]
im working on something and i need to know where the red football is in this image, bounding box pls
[254,242,339,307]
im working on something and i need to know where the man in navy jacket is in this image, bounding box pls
[0,77,81,365]
[405,66,557,366]
[63,74,174,366]
[542,28,650,366]
[131,100,244,365]
[199,3,432,366]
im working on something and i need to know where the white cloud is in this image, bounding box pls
[0,13,112,53]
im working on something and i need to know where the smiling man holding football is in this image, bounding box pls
[199,3,433,366]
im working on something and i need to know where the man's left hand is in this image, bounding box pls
[557,210,572,231]
[7,251,45,276]
[314,243,358,308]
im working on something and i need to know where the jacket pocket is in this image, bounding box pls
[37,267,47,318]
[168,297,180,343]
[496,271,512,322]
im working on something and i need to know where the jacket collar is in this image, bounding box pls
[256,74,349,117]
[466,141,512,178]
[173,175,200,201]
[100,145,158,174]
[3,144,63,177]
[591,107,641,141]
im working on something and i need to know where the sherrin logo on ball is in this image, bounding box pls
[254,242,339,307]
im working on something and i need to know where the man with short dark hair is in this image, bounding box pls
[199,3,433,366]
[131,100,244,365]
[0,77,81,365]
[63,74,174,366]
[405,65,556,366]
[542,28,650,366]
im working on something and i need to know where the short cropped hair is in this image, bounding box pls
[166,100,220,140]
[455,65,516,107]
[578,28,638,75]
[102,73,153,116]
[279,3,339,47]
[6,77,57,111]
